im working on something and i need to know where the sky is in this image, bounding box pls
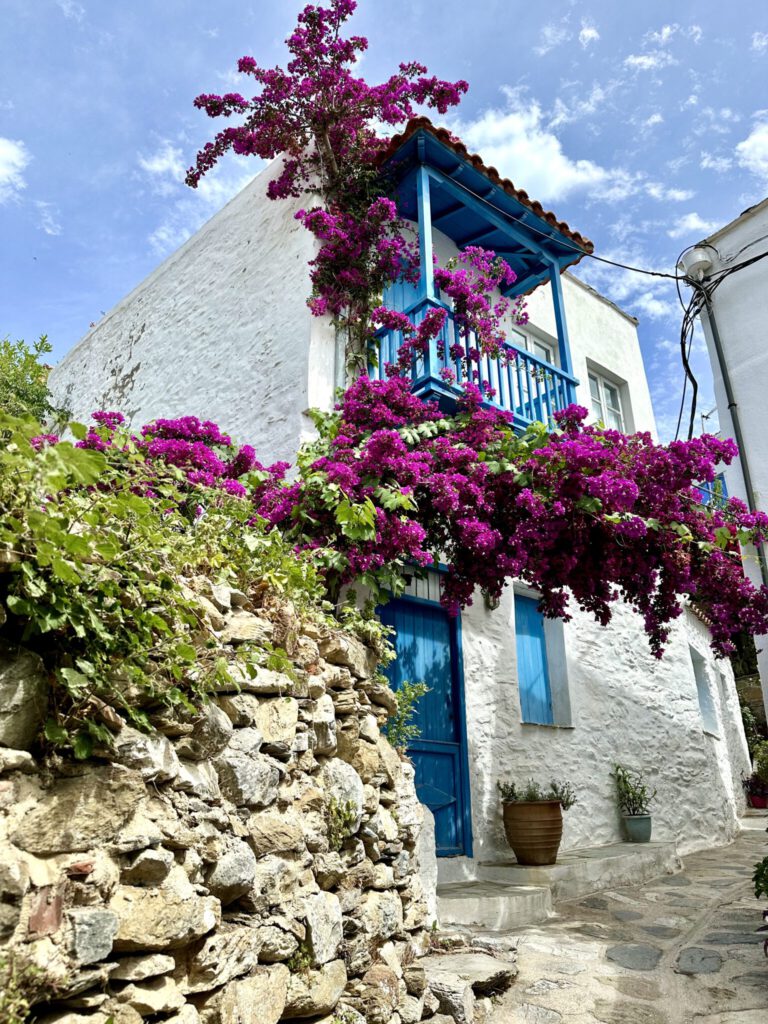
[2,0,768,440]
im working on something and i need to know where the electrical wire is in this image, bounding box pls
[446,173,768,442]
[674,245,768,440]
[442,173,684,281]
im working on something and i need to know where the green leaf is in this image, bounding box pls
[5,594,31,617]
[175,642,197,662]
[68,421,88,440]
[44,719,69,745]
[51,555,81,585]
[72,730,93,760]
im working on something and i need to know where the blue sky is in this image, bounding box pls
[2,0,767,439]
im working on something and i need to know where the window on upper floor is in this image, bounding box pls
[690,646,720,737]
[514,590,572,727]
[508,327,558,367]
[588,369,626,431]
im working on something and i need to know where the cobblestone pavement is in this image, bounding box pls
[489,823,768,1023]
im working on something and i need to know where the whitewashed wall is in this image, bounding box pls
[440,596,751,882]
[50,170,752,878]
[697,200,768,715]
[49,160,336,465]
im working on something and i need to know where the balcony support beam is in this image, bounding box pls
[416,163,436,301]
[547,259,575,399]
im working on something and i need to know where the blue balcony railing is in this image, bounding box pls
[369,298,578,429]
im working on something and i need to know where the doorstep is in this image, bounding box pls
[478,840,681,903]
[437,880,553,931]
[438,840,681,931]
[740,809,768,831]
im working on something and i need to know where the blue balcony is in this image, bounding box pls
[374,121,592,430]
[370,296,577,429]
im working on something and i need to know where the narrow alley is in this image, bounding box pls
[491,820,768,1023]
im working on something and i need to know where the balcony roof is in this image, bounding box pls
[380,118,594,297]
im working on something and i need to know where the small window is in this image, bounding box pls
[514,593,572,727]
[690,647,719,737]
[509,328,558,367]
[589,371,625,431]
[402,570,442,603]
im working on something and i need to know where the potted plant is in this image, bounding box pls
[742,773,768,809]
[613,764,657,842]
[497,779,577,866]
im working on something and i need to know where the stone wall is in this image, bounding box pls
[0,585,516,1024]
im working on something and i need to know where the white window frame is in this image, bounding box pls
[508,327,558,368]
[588,369,626,431]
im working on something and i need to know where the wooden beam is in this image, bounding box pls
[455,227,499,247]
[417,164,435,300]
[548,259,575,380]
[432,201,465,226]
[425,166,541,255]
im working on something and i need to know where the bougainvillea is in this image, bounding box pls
[41,395,768,659]
[165,0,768,659]
[187,0,467,359]
[246,376,768,658]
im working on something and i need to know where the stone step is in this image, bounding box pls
[740,810,768,831]
[437,881,553,931]
[478,840,681,903]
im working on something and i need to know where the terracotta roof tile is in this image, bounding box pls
[380,117,595,255]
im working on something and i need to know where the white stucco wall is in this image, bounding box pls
[440,595,751,882]
[697,199,768,714]
[49,169,751,873]
[49,160,336,465]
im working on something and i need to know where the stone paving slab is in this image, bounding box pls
[479,828,768,1023]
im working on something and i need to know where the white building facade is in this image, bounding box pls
[683,197,768,719]
[50,123,752,883]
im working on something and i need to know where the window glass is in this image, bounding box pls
[532,339,555,364]
[589,372,625,431]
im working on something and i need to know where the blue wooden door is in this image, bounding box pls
[514,594,554,724]
[379,597,472,857]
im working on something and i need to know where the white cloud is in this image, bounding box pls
[454,89,639,204]
[549,82,610,129]
[138,141,186,196]
[701,152,732,173]
[624,51,677,72]
[139,138,260,256]
[0,137,31,203]
[645,23,702,45]
[736,118,768,183]
[646,24,678,45]
[578,23,600,49]
[645,182,694,201]
[642,113,664,131]
[667,212,719,239]
[752,32,768,53]
[535,22,571,56]
[574,246,679,326]
[56,0,85,21]
[34,200,62,236]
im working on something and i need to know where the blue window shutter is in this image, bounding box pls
[514,595,554,724]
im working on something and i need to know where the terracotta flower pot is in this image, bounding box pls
[749,794,768,809]
[502,799,563,865]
